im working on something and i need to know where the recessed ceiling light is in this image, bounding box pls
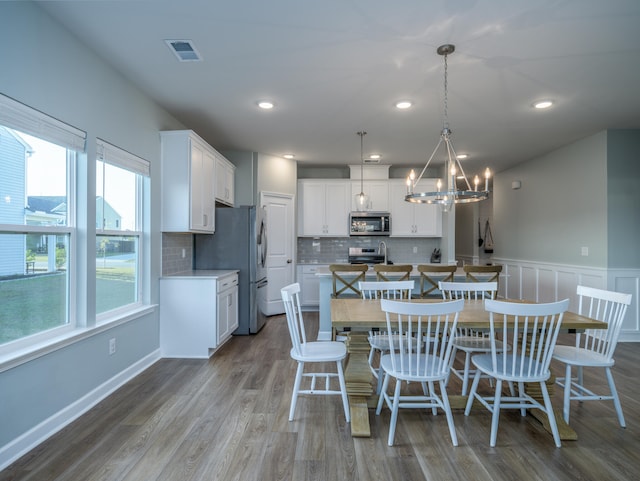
[395,101,412,109]
[283,154,295,159]
[257,101,274,109]
[456,153,468,160]
[533,100,553,109]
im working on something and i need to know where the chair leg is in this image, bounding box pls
[461,351,472,396]
[439,379,458,446]
[289,362,304,421]
[464,369,482,416]
[563,363,572,424]
[490,380,503,447]
[540,380,561,447]
[605,367,626,428]
[428,381,437,415]
[336,360,351,423]
[376,373,390,415]
[387,379,403,446]
[518,382,526,416]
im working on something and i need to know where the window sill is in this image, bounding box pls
[0,304,157,373]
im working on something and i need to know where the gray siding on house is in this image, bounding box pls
[0,127,29,275]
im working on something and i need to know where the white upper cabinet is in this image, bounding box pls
[161,130,216,233]
[389,179,442,237]
[297,180,349,236]
[215,154,235,206]
[350,181,389,212]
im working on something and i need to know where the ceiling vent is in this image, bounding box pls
[363,157,381,164]
[165,40,202,62]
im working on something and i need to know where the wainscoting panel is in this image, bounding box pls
[495,258,639,342]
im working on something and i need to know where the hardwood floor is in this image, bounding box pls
[2,312,639,481]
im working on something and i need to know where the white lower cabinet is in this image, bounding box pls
[217,274,239,344]
[297,264,326,306]
[160,271,239,358]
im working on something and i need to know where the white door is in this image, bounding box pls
[260,191,295,316]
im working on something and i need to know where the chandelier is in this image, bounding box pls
[405,44,491,209]
[355,130,369,210]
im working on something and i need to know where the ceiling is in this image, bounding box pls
[37,0,640,174]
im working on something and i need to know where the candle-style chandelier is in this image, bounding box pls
[405,44,491,209]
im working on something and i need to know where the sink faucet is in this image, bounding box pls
[378,241,387,264]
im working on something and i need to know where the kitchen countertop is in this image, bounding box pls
[161,269,239,279]
[314,264,459,277]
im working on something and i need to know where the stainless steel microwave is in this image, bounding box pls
[349,212,391,236]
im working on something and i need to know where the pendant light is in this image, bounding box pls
[355,130,369,210]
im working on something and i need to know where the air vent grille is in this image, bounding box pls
[165,40,202,62]
[363,158,381,164]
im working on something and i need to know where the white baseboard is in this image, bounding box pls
[0,349,161,471]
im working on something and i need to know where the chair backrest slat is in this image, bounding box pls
[381,298,464,378]
[485,299,569,379]
[359,280,415,300]
[281,283,306,356]
[576,285,632,359]
[439,281,498,300]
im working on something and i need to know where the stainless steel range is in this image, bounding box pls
[348,247,388,265]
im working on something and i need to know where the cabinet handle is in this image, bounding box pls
[203,214,208,226]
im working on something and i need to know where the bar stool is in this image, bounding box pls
[329,264,368,298]
[373,264,413,282]
[463,264,503,295]
[417,264,457,298]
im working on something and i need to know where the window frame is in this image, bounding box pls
[0,93,82,356]
[95,139,149,322]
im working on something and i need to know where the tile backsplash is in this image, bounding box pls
[297,237,441,265]
[162,233,193,275]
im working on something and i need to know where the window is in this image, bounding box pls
[0,94,84,349]
[95,139,149,319]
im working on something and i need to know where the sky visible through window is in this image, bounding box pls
[20,131,135,229]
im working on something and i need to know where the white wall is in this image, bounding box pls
[0,2,184,467]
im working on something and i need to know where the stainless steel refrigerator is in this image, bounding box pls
[194,205,268,334]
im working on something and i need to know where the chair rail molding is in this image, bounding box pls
[493,258,639,342]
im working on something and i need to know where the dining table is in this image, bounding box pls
[330,297,608,439]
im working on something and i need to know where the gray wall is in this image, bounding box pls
[494,131,609,267]
[607,130,640,269]
[0,2,183,451]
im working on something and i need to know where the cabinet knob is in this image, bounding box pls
[287,259,292,264]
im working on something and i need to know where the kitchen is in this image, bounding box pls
[1,1,640,476]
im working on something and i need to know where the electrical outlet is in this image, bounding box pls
[109,338,116,355]
[581,246,589,256]
[413,246,418,254]
[181,248,186,258]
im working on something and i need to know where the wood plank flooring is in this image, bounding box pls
[2,312,639,481]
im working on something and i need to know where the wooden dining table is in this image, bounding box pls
[330,297,608,439]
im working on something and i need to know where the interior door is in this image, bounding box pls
[260,191,294,316]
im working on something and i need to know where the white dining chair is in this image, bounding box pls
[281,283,350,422]
[439,281,501,395]
[359,280,417,389]
[464,298,569,448]
[553,285,632,427]
[376,298,464,447]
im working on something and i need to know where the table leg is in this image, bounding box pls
[343,332,375,437]
[527,376,578,441]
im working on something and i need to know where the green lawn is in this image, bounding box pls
[0,270,135,344]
